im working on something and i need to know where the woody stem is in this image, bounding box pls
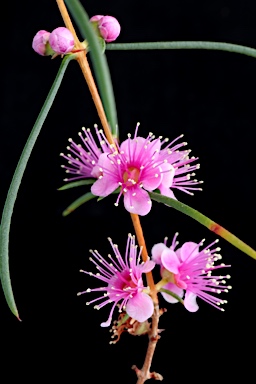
[56,2,160,382]
[130,213,157,301]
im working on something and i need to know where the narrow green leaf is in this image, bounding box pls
[62,192,96,216]
[65,0,118,137]
[107,41,256,59]
[0,54,74,319]
[58,179,95,190]
[160,288,184,305]
[149,192,256,261]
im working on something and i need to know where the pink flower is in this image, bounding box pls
[90,15,121,42]
[49,27,74,54]
[32,30,52,56]
[60,125,111,182]
[152,233,231,312]
[78,234,155,327]
[91,124,201,216]
[157,135,202,199]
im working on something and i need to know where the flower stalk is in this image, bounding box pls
[56,0,115,146]
[56,2,160,381]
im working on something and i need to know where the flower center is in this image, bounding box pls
[161,268,187,289]
[174,273,187,289]
[121,276,137,290]
[123,166,140,187]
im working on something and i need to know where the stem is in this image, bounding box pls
[56,1,158,299]
[56,0,81,48]
[56,4,161,381]
[133,304,163,383]
[56,0,114,146]
[107,41,256,59]
[76,54,115,146]
[130,213,157,301]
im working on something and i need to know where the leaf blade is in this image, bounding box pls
[149,192,256,260]
[58,179,95,190]
[62,192,96,216]
[107,41,256,59]
[0,54,74,318]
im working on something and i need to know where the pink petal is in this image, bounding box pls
[123,188,152,216]
[184,291,199,312]
[161,248,180,274]
[151,243,168,264]
[175,248,182,261]
[138,260,155,273]
[179,242,199,262]
[161,282,184,303]
[120,136,147,158]
[120,137,161,159]
[141,166,162,191]
[158,185,176,199]
[100,303,116,327]
[91,176,119,196]
[159,163,175,188]
[91,164,101,178]
[126,292,154,322]
[91,153,119,196]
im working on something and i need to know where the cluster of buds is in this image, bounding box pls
[32,27,75,57]
[32,15,120,57]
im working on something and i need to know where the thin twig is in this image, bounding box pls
[132,304,163,383]
[56,3,161,382]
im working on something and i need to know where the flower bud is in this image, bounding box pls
[32,30,53,56]
[90,15,121,43]
[49,27,75,55]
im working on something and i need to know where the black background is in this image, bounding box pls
[1,1,256,382]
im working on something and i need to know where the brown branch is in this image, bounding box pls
[130,213,157,301]
[56,4,162,382]
[56,0,115,146]
[132,304,163,383]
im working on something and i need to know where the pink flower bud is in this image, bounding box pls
[90,15,121,43]
[90,15,104,22]
[32,30,52,56]
[49,27,75,55]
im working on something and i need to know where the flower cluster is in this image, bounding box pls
[79,232,231,328]
[78,234,155,327]
[32,27,74,56]
[32,15,120,57]
[61,123,202,215]
[152,233,231,312]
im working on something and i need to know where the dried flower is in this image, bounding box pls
[49,27,74,54]
[91,123,201,216]
[78,234,155,327]
[90,15,121,42]
[152,233,231,312]
[32,30,53,56]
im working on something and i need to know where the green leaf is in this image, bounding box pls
[62,192,96,216]
[0,54,74,319]
[107,41,256,59]
[58,179,95,190]
[149,192,256,261]
[65,0,118,137]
